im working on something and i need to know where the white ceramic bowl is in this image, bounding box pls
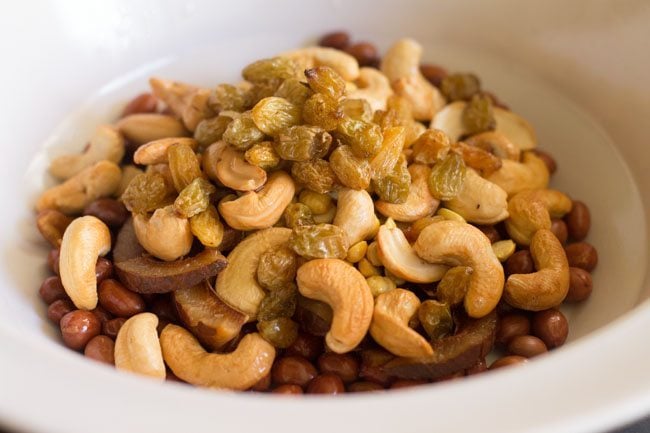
[1,1,649,432]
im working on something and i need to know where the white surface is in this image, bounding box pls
[0,1,649,432]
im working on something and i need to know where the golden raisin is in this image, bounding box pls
[257,317,299,348]
[463,93,496,135]
[437,266,473,306]
[275,78,313,108]
[189,205,224,248]
[339,98,373,122]
[329,145,371,190]
[194,115,232,149]
[222,112,265,151]
[303,93,343,131]
[121,172,170,213]
[283,203,315,228]
[173,177,216,218]
[337,117,382,158]
[440,73,481,102]
[427,152,467,201]
[207,84,250,113]
[251,97,301,136]
[257,247,298,290]
[274,125,332,161]
[258,284,299,321]
[242,57,297,85]
[291,159,338,194]
[372,155,410,204]
[244,142,281,170]
[168,142,203,192]
[289,224,349,259]
[370,126,406,180]
[454,142,502,177]
[418,300,453,340]
[411,129,451,165]
[305,66,346,101]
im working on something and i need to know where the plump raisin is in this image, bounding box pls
[427,152,467,201]
[283,203,315,228]
[257,284,298,320]
[244,141,281,170]
[440,73,481,102]
[339,98,373,122]
[290,224,349,259]
[222,112,265,151]
[251,96,301,136]
[374,95,413,131]
[303,93,343,131]
[121,173,170,213]
[305,66,346,101]
[189,205,224,248]
[454,142,501,177]
[370,126,406,180]
[436,266,473,306]
[275,78,313,109]
[257,317,299,349]
[207,84,250,113]
[337,117,382,158]
[372,155,410,204]
[411,129,451,165]
[173,177,216,218]
[329,145,371,190]
[274,125,332,161]
[257,247,298,290]
[242,57,297,85]
[418,300,453,340]
[194,115,232,149]
[291,159,338,194]
[168,142,203,192]
[463,93,496,135]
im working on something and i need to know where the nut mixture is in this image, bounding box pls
[35,31,597,394]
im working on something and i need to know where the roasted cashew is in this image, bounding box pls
[114,313,166,380]
[370,289,433,357]
[414,220,504,318]
[376,164,439,222]
[381,38,445,121]
[116,113,189,145]
[49,125,124,180]
[216,227,292,317]
[431,102,537,150]
[444,169,509,225]
[161,324,275,390]
[133,137,198,165]
[37,160,122,215]
[504,229,570,310]
[376,219,448,284]
[59,216,111,310]
[36,209,73,247]
[333,188,379,245]
[218,171,295,230]
[296,259,374,353]
[149,77,211,131]
[346,67,393,111]
[463,131,520,161]
[203,141,267,192]
[505,189,572,245]
[486,152,549,197]
[280,46,359,81]
[132,205,193,261]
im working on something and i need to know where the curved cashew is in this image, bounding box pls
[115,313,166,380]
[333,188,379,245]
[216,227,292,317]
[444,169,509,225]
[430,102,537,150]
[376,164,439,222]
[203,141,267,192]
[149,77,211,131]
[133,205,193,261]
[161,325,275,390]
[505,189,572,245]
[370,289,433,357]
[346,67,393,111]
[381,38,445,121]
[59,216,111,310]
[280,46,359,81]
[116,113,190,145]
[504,229,570,310]
[296,259,374,353]
[414,220,504,318]
[37,160,122,215]
[133,137,198,165]
[486,152,549,197]
[464,131,521,161]
[376,219,448,283]
[49,125,124,180]
[218,171,295,230]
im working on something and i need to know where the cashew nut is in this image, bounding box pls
[376,164,439,222]
[414,220,504,318]
[280,46,360,81]
[218,171,295,230]
[376,219,448,283]
[133,206,193,261]
[149,77,212,131]
[49,125,124,180]
[203,141,267,192]
[160,324,275,390]
[486,152,549,197]
[116,113,190,145]
[114,312,166,380]
[37,160,122,215]
[296,259,374,353]
[370,289,433,357]
[346,67,393,111]
[216,227,292,317]
[505,189,572,246]
[443,169,509,225]
[36,209,73,247]
[430,102,537,150]
[133,137,198,165]
[381,39,446,121]
[333,188,379,245]
[464,131,520,161]
[59,216,111,310]
[504,229,570,310]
